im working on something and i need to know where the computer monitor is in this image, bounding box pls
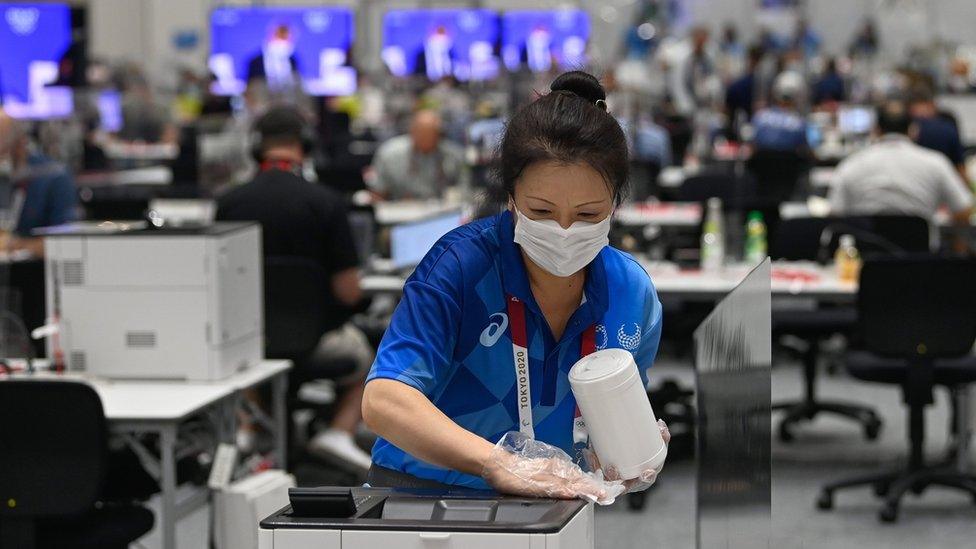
[837,105,876,136]
[0,3,73,119]
[382,9,501,82]
[209,6,356,97]
[96,89,122,133]
[501,9,589,73]
[390,210,464,270]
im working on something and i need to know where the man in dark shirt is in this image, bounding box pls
[217,106,373,472]
[725,46,764,140]
[909,87,968,183]
[811,57,846,106]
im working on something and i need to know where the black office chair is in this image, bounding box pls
[676,172,757,210]
[0,381,154,549]
[769,215,929,442]
[263,257,359,460]
[746,148,810,204]
[817,257,976,522]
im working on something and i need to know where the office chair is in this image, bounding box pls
[817,257,976,522]
[746,148,810,204]
[769,215,929,442]
[0,381,154,549]
[264,256,359,462]
[676,171,757,211]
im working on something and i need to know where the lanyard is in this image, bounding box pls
[506,294,596,440]
[260,159,301,174]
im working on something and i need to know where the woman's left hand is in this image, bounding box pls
[584,420,671,494]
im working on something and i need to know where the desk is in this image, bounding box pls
[0,359,291,549]
[362,260,857,302]
[76,166,173,187]
[640,259,857,302]
[373,201,465,226]
[614,201,702,228]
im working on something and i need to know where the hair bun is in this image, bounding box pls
[550,71,606,104]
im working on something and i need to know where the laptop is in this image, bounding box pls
[389,210,464,271]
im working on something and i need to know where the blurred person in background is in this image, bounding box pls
[216,106,374,472]
[751,71,809,154]
[725,45,765,140]
[907,85,968,183]
[829,101,973,237]
[369,109,467,201]
[118,74,178,145]
[0,109,78,256]
[792,18,821,61]
[718,23,745,81]
[848,20,879,59]
[666,26,717,117]
[811,57,846,106]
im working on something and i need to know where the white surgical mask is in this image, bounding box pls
[513,206,611,278]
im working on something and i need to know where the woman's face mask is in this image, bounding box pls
[513,206,612,278]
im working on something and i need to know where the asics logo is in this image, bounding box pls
[480,313,509,347]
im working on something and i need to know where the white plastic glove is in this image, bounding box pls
[482,431,626,505]
[583,420,671,494]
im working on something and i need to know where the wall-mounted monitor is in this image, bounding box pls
[501,9,589,73]
[0,3,73,119]
[209,6,356,97]
[382,9,500,82]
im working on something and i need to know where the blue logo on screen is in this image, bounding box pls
[303,11,331,33]
[5,7,40,35]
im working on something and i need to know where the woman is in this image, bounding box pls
[362,71,666,499]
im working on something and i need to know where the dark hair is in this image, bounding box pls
[494,71,629,206]
[876,101,911,135]
[253,106,307,155]
[907,83,935,106]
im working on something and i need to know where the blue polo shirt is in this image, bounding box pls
[366,210,663,489]
[752,107,808,152]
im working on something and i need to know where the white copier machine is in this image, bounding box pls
[42,222,263,380]
[259,486,595,549]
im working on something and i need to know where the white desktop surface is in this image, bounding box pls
[615,201,702,227]
[3,359,291,422]
[641,259,857,299]
[373,201,463,225]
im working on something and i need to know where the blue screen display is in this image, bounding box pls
[209,6,356,96]
[382,9,500,82]
[501,9,589,73]
[0,3,73,119]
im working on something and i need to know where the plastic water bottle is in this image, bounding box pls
[701,198,725,272]
[835,234,862,283]
[744,211,768,265]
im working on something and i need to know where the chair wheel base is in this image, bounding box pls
[864,419,882,441]
[879,504,898,523]
[816,491,833,510]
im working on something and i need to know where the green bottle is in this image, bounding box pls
[744,211,767,265]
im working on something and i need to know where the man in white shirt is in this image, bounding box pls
[829,101,973,228]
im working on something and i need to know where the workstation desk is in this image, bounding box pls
[1,359,291,549]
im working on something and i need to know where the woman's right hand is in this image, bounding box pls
[480,432,617,502]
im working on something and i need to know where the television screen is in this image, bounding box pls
[209,6,356,97]
[382,9,500,82]
[501,9,589,73]
[0,3,73,119]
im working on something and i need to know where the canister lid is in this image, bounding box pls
[568,348,638,390]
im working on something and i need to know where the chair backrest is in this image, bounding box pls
[859,257,976,359]
[0,381,107,518]
[746,149,809,203]
[771,215,930,261]
[264,256,335,358]
[677,172,756,209]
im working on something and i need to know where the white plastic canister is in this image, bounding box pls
[568,348,667,480]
